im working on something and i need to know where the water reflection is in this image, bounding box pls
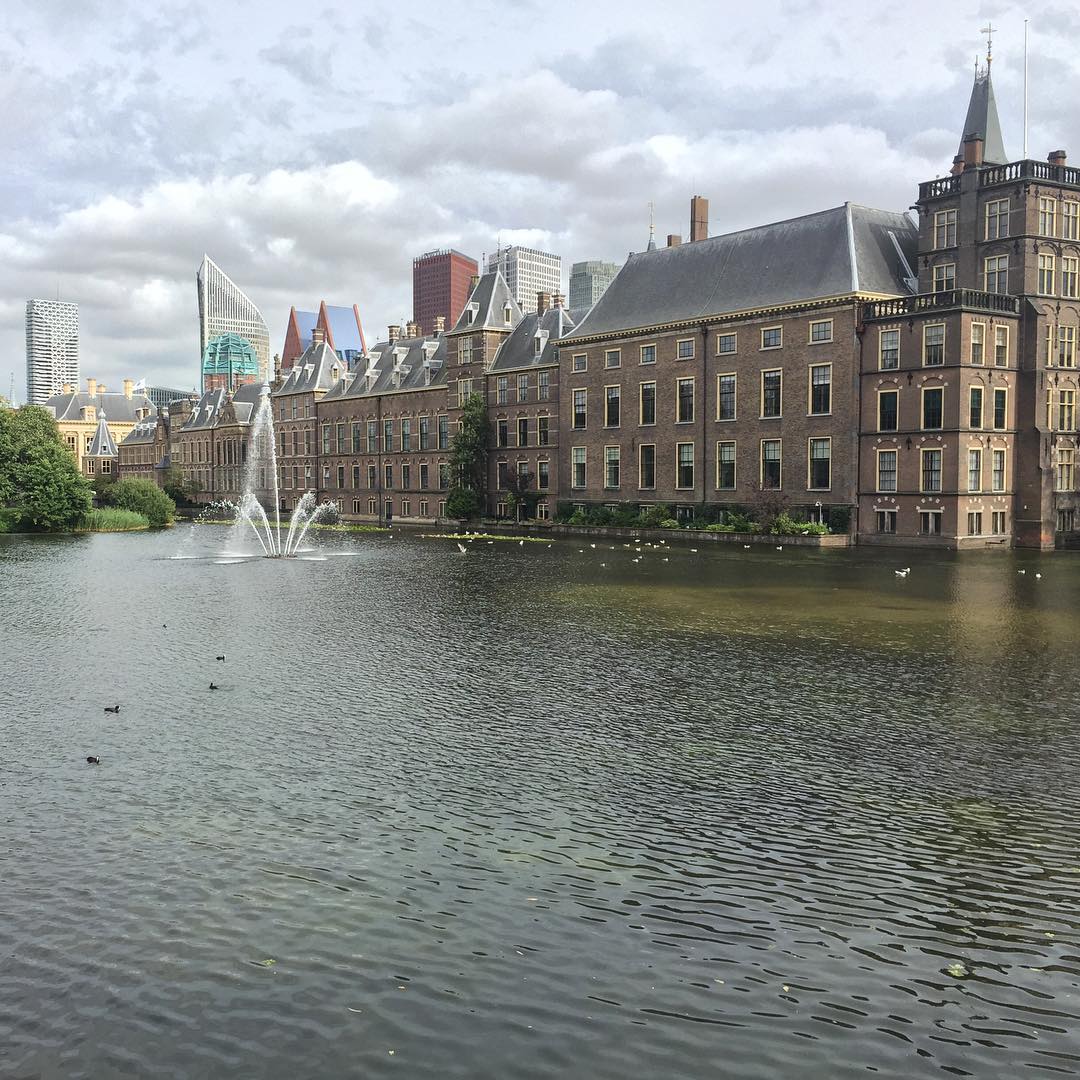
[0,527,1078,1079]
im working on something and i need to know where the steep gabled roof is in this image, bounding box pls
[327,335,448,400]
[87,412,118,457]
[958,69,1007,166]
[566,203,917,341]
[490,307,577,372]
[271,341,346,396]
[448,270,522,334]
[182,389,227,430]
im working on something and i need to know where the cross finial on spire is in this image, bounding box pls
[647,200,657,251]
[981,22,994,69]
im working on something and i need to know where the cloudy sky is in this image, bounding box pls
[3,0,1077,400]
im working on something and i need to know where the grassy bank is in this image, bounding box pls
[74,508,151,532]
[422,532,553,543]
[191,518,389,534]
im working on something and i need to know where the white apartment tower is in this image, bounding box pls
[485,245,562,313]
[196,255,271,385]
[25,299,79,406]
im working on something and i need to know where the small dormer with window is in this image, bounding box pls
[534,328,550,356]
[466,303,478,325]
[503,303,512,326]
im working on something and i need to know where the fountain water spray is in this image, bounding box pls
[223,385,339,558]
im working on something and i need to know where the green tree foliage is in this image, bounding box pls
[102,477,176,526]
[449,393,490,496]
[0,406,92,530]
[445,485,481,520]
[161,464,195,506]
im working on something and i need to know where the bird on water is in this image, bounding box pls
[104,704,120,714]
[86,756,100,765]
[216,655,226,661]
[209,683,219,691]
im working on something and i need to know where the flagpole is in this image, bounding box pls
[1023,18,1029,159]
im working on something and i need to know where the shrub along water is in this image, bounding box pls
[100,477,176,526]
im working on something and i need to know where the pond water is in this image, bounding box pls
[2,526,1079,1079]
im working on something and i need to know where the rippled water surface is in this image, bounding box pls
[2,526,1080,1079]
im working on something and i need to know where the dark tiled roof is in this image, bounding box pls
[448,270,521,334]
[566,203,917,341]
[87,413,118,457]
[959,70,1007,166]
[490,307,576,372]
[326,335,448,400]
[44,390,155,423]
[120,416,159,446]
[273,342,347,396]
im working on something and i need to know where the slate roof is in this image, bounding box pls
[227,382,267,424]
[43,390,155,423]
[490,307,577,372]
[87,412,118,457]
[448,270,522,334]
[958,70,1007,166]
[120,415,160,446]
[324,335,449,400]
[183,389,227,430]
[273,341,348,396]
[566,203,918,341]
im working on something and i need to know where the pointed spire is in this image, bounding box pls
[957,59,1008,166]
[647,200,656,252]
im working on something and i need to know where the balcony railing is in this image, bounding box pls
[980,159,1080,189]
[863,289,1021,321]
[918,175,961,200]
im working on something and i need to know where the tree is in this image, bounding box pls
[104,477,176,526]
[161,463,194,506]
[0,406,92,531]
[504,467,536,523]
[746,481,790,533]
[449,392,490,497]
[445,485,481,521]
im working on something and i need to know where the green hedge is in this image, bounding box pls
[76,508,151,532]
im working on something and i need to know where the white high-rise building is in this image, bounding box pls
[196,255,270,387]
[25,299,79,406]
[485,245,562,314]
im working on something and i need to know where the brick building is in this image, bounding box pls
[412,249,478,337]
[117,410,173,485]
[560,199,916,526]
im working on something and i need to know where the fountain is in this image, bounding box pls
[222,385,339,558]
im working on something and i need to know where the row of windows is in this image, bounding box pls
[495,416,552,447]
[1047,389,1078,432]
[310,461,453,492]
[494,371,551,403]
[1045,325,1078,367]
[495,459,552,490]
[877,324,1009,369]
[311,416,453,455]
[875,447,1008,493]
[931,253,1080,299]
[874,507,1008,537]
[876,385,1010,432]
[569,321,834,372]
[278,398,314,420]
[570,366,833,429]
[570,438,833,492]
[932,199,1080,248]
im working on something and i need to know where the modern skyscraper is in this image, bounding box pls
[485,246,561,313]
[412,250,479,336]
[568,260,620,313]
[25,299,79,406]
[196,255,270,389]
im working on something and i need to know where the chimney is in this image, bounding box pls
[433,315,446,335]
[1049,150,1068,168]
[388,324,400,344]
[62,383,72,394]
[312,327,325,345]
[536,292,551,313]
[552,292,565,310]
[962,133,984,168]
[123,379,133,399]
[469,273,480,292]
[950,155,966,176]
[273,353,282,381]
[690,195,709,242]
[87,378,97,397]
[98,385,106,395]
[406,321,420,338]
[667,234,682,248]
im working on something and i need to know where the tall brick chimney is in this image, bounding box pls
[123,379,133,398]
[690,195,709,242]
[87,378,97,397]
[667,234,682,248]
[552,292,565,310]
[406,321,420,338]
[962,134,984,168]
[1049,150,1068,167]
[312,327,325,345]
[433,315,445,335]
[536,292,551,313]
[950,154,966,176]
[387,324,399,344]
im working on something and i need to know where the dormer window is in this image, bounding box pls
[467,304,477,325]
[332,365,340,382]
[534,336,542,355]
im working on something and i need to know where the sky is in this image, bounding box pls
[3,0,1078,401]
